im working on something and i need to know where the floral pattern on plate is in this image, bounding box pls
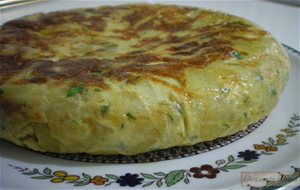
[9,114,300,188]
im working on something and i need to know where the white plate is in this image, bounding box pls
[0,2,299,190]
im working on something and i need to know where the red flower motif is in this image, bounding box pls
[189,164,220,179]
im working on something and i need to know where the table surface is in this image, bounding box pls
[1,0,299,51]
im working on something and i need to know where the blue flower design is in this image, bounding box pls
[238,150,260,161]
[116,173,144,187]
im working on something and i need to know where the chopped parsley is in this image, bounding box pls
[0,120,5,130]
[126,112,136,120]
[94,88,101,92]
[174,103,183,115]
[121,123,125,129]
[167,113,174,123]
[21,101,27,108]
[232,51,243,60]
[0,89,3,95]
[72,120,81,124]
[117,142,125,150]
[243,112,248,118]
[135,75,141,80]
[91,71,102,77]
[223,123,231,128]
[67,85,86,97]
[101,105,110,116]
[271,89,277,96]
[126,75,142,84]
[102,42,118,49]
[189,135,198,141]
[256,75,264,81]
[221,87,230,94]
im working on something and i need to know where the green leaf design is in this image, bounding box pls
[74,181,89,187]
[31,176,53,179]
[262,152,273,155]
[43,168,51,176]
[22,171,37,175]
[82,173,91,180]
[154,172,166,176]
[262,141,272,146]
[141,173,158,180]
[219,168,229,172]
[221,165,247,170]
[165,170,185,187]
[106,174,119,181]
[228,155,235,162]
[235,160,257,164]
[156,179,163,187]
[33,168,39,173]
[142,181,154,187]
[66,181,77,184]
[276,143,288,146]
[184,177,189,184]
[104,182,113,186]
[268,137,275,145]
[67,85,86,97]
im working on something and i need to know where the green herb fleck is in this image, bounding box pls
[271,89,277,96]
[91,71,102,77]
[221,87,230,94]
[117,142,125,150]
[72,120,81,124]
[243,112,248,118]
[201,36,210,40]
[121,123,125,129]
[126,75,141,84]
[174,103,183,115]
[0,89,3,95]
[94,88,101,92]
[223,123,231,128]
[256,75,264,81]
[232,51,243,59]
[189,135,198,141]
[167,113,174,123]
[126,112,136,120]
[0,124,5,130]
[21,101,27,108]
[67,85,86,97]
[135,75,141,80]
[159,101,168,106]
[102,42,118,49]
[101,105,110,116]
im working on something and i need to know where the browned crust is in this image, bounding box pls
[0,4,267,88]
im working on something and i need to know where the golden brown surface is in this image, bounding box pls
[0,4,290,155]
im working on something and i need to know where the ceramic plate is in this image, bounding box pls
[0,2,299,190]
